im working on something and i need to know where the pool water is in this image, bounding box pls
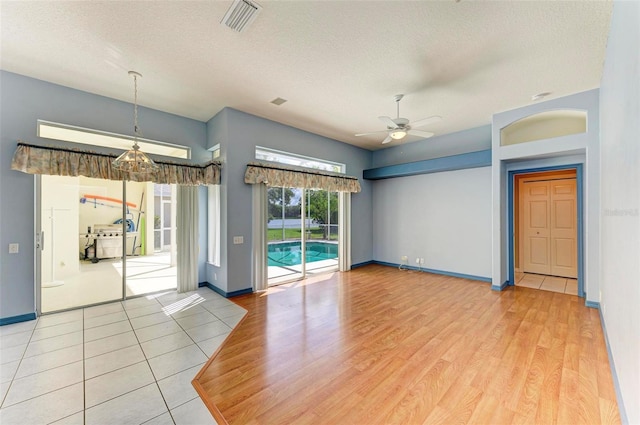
[268,241,338,267]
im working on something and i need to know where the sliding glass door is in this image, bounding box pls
[40,175,124,312]
[267,186,304,283]
[124,182,177,298]
[38,175,177,313]
[304,189,339,275]
[266,186,339,285]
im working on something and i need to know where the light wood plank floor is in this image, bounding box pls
[193,264,620,425]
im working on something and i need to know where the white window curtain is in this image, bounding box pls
[338,192,351,272]
[207,185,220,266]
[252,184,269,291]
[177,185,199,293]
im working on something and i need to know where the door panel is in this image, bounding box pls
[550,180,577,277]
[529,201,548,228]
[522,178,577,278]
[529,238,549,266]
[553,238,575,267]
[523,182,551,274]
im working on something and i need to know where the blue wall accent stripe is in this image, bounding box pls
[576,165,585,298]
[367,261,491,283]
[585,300,600,309]
[598,307,629,424]
[363,149,491,180]
[351,260,374,269]
[201,282,253,298]
[0,312,37,326]
[491,280,510,291]
[227,288,253,297]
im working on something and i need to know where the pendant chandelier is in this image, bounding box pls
[112,71,159,174]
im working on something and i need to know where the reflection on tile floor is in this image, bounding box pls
[0,287,247,425]
[515,272,579,295]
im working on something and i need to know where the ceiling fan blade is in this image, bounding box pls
[381,134,393,144]
[355,130,389,136]
[410,115,442,129]
[407,129,435,138]
[378,116,399,129]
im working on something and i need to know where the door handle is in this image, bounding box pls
[36,231,44,250]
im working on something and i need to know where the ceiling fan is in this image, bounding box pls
[355,94,442,144]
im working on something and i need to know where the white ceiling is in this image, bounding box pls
[0,1,612,151]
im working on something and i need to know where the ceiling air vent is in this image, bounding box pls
[221,0,262,33]
[270,97,287,106]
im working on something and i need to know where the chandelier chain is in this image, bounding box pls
[133,74,140,138]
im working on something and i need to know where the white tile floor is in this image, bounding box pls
[515,272,579,295]
[0,287,247,425]
[42,253,177,313]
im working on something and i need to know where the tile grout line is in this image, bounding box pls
[0,317,84,420]
[0,318,37,409]
[128,297,178,425]
[0,289,233,424]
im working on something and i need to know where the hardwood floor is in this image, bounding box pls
[193,264,620,425]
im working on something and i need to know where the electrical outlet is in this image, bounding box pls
[420,258,425,265]
[233,236,244,244]
[416,258,420,264]
[8,243,19,254]
[401,255,408,262]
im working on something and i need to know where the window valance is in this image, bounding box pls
[244,161,361,193]
[11,142,221,186]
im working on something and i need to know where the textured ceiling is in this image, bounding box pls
[0,1,612,151]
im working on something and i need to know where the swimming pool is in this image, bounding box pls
[268,241,338,267]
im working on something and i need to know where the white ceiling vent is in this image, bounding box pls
[221,0,262,33]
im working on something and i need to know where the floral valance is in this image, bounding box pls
[11,142,221,186]
[244,161,361,193]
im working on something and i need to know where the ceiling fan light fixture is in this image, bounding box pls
[390,130,407,140]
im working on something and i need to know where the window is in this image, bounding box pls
[38,120,191,159]
[255,146,345,173]
[208,145,221,267]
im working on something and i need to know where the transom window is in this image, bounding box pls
[255,146,344,173]
[38,120,190,159]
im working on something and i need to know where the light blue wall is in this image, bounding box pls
[373,166,492,279]
[599,1,640,423]
[205,108,373,294]
[368,124,492,280]
[0,71,209,320]
[371,125,491,168]
[206,109,230,291]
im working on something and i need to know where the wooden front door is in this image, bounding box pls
[522,179,577,278]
